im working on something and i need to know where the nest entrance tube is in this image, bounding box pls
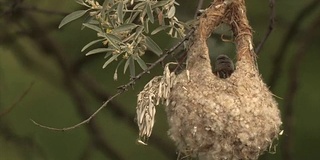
[166,0,282,159]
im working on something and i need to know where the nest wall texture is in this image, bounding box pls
[165,0,282,159]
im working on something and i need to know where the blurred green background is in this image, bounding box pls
[1,0,320,160]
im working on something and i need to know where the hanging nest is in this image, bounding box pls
[165,0,282,159]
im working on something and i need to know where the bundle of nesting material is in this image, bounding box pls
[165,0,282,159]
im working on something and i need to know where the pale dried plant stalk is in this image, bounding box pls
[136,63,176,144]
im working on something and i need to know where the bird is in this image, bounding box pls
[213,54,234,79]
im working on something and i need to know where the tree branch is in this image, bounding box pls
[281,14,320,160]
[254,0,275,54]
[268,0,320,88]
[32,29,194,131]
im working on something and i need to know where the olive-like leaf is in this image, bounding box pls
[81,39,104,52]
[114,59,124,81]
[151,26,169,35]
[75,0,85,5]
[129,11,140,23]
[123,58,130,74]
[86,48,115,56]
[167,6,175,18]
[146,3,154,23]
[59,10,89,28]
[112,23,138,33]
[105,34,121,49]
[129,56,135,78]
[82,23,102,33]
[102,53,121,68]
[104,52,112,59]
[145,36,162,56]
[153,0,170,8]
[134,26,144,39]
[133,1,145,10]
[134,55,147,70]
[117,1,124,23]
[144,18,149,33]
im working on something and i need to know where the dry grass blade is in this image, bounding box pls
[136,63,176,144]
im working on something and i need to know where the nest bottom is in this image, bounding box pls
[166,60,282,160]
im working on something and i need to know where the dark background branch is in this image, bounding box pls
[268,0,320,88]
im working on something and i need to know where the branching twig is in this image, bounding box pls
[254,0,275,54]
[3,8,177,157]
[0,81,35,117]
[76,72,177,158]
[31,29,194,131]
[268,0,320,88]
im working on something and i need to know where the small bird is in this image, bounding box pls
[213,54,234,79]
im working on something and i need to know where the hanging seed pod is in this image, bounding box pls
[166,0,282,159]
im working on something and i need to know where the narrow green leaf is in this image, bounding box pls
[134,55,147,70]
[86,48,115,56]
[59,10,88,28]
[145,36,162,56]
[134,26,144,40]
[81,39,104,52]
[105,2,118,14]
[117,1,124,23]
[167,6,175,18]
[153,0,170,8]
[123,58,130,74]
[133,1,145,10]
[114,59,124,81]
[104,52,112,59]
[151,26,169,35]
[146,3,154,23]
[122,32,136,43]
[75,0,85,5]
[112,24,138,33]
[144,18,149,33]
[129,56,135,78]
[81,17,96,30]
[105,34,121,49]
[82,23,102,33]
[129,11,140,23]
[102,53,121,68]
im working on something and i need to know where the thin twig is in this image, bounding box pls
[2,8,177,158]
[255,0,275,54]
[63,74,124,159]
[281,14,320,160]
[194,0,204,19]
[31,29,194,131]
[76,72,177,158]
[0,81,35,117]
[268,0,320,88]
[30,91,122,131]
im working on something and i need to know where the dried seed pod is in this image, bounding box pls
[165,1,282,159]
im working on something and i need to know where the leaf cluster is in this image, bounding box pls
[59,0,186,79]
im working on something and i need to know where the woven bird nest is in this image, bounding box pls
[166,1,282,160]
[136,0,282,159]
